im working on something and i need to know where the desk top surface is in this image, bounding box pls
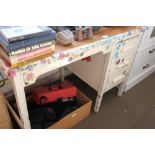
[56,26,140,53]
[0,26,143,79]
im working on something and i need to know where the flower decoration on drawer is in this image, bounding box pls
[23,71,36,85]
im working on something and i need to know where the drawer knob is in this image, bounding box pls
[149,49,155,54]
[143,64,150,69]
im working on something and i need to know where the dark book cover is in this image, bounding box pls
[0,32,56,54]
[0,26,54,43]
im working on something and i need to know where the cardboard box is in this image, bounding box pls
[0,120,12,129]
[0,91,13,129]
[48,89,92,129]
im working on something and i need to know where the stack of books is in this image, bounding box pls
[0,26,56,68]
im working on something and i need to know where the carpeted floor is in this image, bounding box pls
[66,72,155,129]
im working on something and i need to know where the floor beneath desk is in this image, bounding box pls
[66,72,155,129]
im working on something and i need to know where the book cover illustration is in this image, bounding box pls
[0,26,53,43]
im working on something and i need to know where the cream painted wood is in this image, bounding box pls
[67,52,107,91]
[22,43,108,87]
[100,35,141,108]
[67,51,113,112]
[104,36,141,92]
[94,52,114,112]
[11,73,31,129]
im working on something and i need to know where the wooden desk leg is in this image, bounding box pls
[117,81,126,96]
[60,67,65,82]
[94,93,104,112]
[11,74,31,129]
[94,52,112,112]
[94,54,111,112]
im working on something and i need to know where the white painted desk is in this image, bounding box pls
[0,27,145,129]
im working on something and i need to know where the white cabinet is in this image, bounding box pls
[125,44,155,91]
[125,26,155,91]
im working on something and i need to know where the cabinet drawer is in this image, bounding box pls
[115,35,140,57]
[108,40,139,78]
[130,55,155,78]
[0,120,12,129]
[134,45,155,67]
[110,36,140,73]
[118,35,140,51]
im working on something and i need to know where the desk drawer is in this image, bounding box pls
[115,35,140,52]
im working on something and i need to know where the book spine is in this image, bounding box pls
[7,33,56,51]
[10,46,53,64]
[11,53,52,68]
[8,28,53,43]
[9,40,55,56]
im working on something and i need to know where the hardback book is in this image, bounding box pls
[0,52,52,68]
[0,45,54,68]
[0,26,54,43]
[8,40,55,56]
[0,31,56,52]
[12,52,52,68]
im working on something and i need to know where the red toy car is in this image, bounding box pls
[32,80,77,105]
